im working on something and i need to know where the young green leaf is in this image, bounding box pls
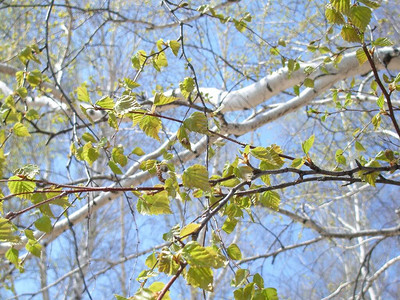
[169,40,181,56]
[95,96,115,109]
[227,243,242,260]
[137,191,172,215]
[179,77,195,99]
[180,223,201,239]
[8,175,36,200]
[13,122,31,137]
[183,111,209,135]
[182,164,211,192]
[185,267,213,291]
[34,216,52,233]
[302,134,315,154]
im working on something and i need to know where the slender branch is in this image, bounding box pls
[362,43,400,138]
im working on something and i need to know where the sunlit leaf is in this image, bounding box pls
[302,134,315,154]
[137,190,172,215]
[8,175,36,200]
[179,77,195,99]
[132,147,146,156]
[349,6,371,31]
[75,84,91,103]
[182,164,211,192]
[341,25,362,43]
[34,215,52,233]
[0,218,20,242]
[180,223,201,239]
[13,122,30,137]
[233,269,250,287]
[139,115,162,141]
[169,40,181,56]
[13,164,39,179]
[114,95,140,115]
[227,243,242,260]
[95,96,115,109]
[259,191,280,211]
[185,267,213,291]
[153,93,177,106]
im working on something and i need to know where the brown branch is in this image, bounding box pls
[362,44,400,138]
[156,262,187,300]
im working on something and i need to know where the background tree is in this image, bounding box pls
[0,0,399,299]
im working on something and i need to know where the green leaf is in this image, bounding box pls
[341,25,362,43]
[177,126,191,150]
[181,241,226,268]
[358,0,380,9]
[291,158,304,169]
[27,69,42,87]
[179,77,195,99]
[13,122,30,137]
[358,160,380,186]
[182,164,211,192]
[355,141,366,152]
[114,95,139,115]
[259,191,280,211]
[131,50,147,69]
[153,93,177,106]
[303,78,314,88]
[302,134,315,154]
[180,223,201,239]
[253,273,264,289]
[145,252,157,268]
[372,113,381,130]
[114,295,129,300]
[169,40,181,56]
[136,269,158,282]
[124,78,140,89]
[185,267,213,291]
[349,6,371,31]
[108,161,122,174]
[376,95,384,109]
[183,111,208,134]
[293,85,300,96]
[112,146,128,167]
[251,145,284,170]
[372,37,394,47]
[227,243,242,260]
[137,190,172,215]
[139,115,162,141]
[5,248,19,267]
[132,147,145,156]
[8,175,36,200]
[263,288,279,300]
[25,238,42,257]
[82,132,97,143]
[34,216,52,233]
[330,0,350,14]
[222,217,237,234]
[0,218,20,242]
[233,269,250,287]
[25,109,40,121]
[13,164,39,179]
[154,51,168,69]
[75,84,91,103]
[356,48,368,65]
[81,142,99,166]
[335,149,347,165]
[95,96,115,109]
[157,247,180,275]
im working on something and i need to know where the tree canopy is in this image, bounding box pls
[0,0,400,299]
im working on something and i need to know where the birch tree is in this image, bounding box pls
[0,0,400,299]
